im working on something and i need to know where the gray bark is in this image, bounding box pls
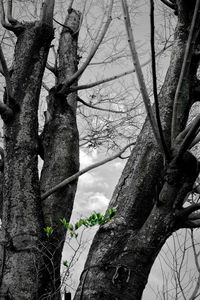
[74,3,200,299]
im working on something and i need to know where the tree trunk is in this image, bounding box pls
[0,22,54,299]
[39,9,80,299]
[0,7,80,300]
[74,4,200,299]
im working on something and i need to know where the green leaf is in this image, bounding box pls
[44,226,54,238]
[63,260,68,267]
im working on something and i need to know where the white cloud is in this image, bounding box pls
[78,172,96,187]
[80,149,98,168]
[87,192,110,211]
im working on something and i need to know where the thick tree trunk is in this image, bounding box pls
[74,4,200,300]
[39,9,80,299]
[0,22,54,299]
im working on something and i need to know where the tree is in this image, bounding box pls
[0,0,199,299]
[74,1,200,299]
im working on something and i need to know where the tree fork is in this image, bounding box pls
[0,21,54,299]
[39,8,81,298]
[74,3,200,299]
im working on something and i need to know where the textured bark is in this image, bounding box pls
[0,22,54,299]
[39,9,80,299]
[74,4,200,300]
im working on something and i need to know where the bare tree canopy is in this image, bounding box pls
[0,0,200,300]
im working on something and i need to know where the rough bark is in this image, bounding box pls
[74,3,200,300]
[0,22,54,299]
[39,9,80,299]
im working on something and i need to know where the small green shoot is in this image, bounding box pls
[44,226,54,238]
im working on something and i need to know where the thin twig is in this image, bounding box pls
[42,82,50,92]
[171,0,200,143]
[41,142,135,200]
[77,97,133,114]
[121,0,162,153]
[58,0,114,95]
[46,62,57,75]
[150,0,170,161]
[69,45,172,92]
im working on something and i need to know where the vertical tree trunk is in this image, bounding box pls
[39,9,80,299]
[74,5,200,299]
[0,22,54,299]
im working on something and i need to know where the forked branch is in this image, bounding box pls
[77,97,133,114]
[0,0,23,33]
[150,0,170,160]
[171,0,200,143]
[58,0,114,95]
[41,143,135,200]
[7,0,17,25]
[121,0,163,155]
[69,45,172,92]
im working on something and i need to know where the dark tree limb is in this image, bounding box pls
[40,0,55,26]
[150,0,170,161]
[46,62,57,76]
[41,143,134,200]
[159,0,176,10]
[0,147,4,220]
[0,45,12,100]
[58,1,113,95]
[171,0,200,142]
[77,96,133,114]
[0,0,24,34]
[176,115,200,158]
[7,0,18,25]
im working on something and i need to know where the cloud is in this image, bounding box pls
[87,192,110,211]
[80,149,98,168]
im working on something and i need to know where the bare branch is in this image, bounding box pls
[40,0,55,26]
[0,44,12,99]
[7,0,17,25]
[183,219,200,228]
[0,0,11,29]
[58,0,114,95]
[41,143,135,200]
[190,132,200,148]
[77,97,133,114]
[171,0,200,143]
[177,115,200,158]
[69,45,172,92]
[0,0,21,32]
[0,101,13,120]
[188,212,200,220]
[121,0,163,154]
[46,62,57,76]
[176,203,200,219]
[68,0,75,12]
[159,0,176,10]
[150,0,170,161]
[0,63,3,75]
[42,82,50,92]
